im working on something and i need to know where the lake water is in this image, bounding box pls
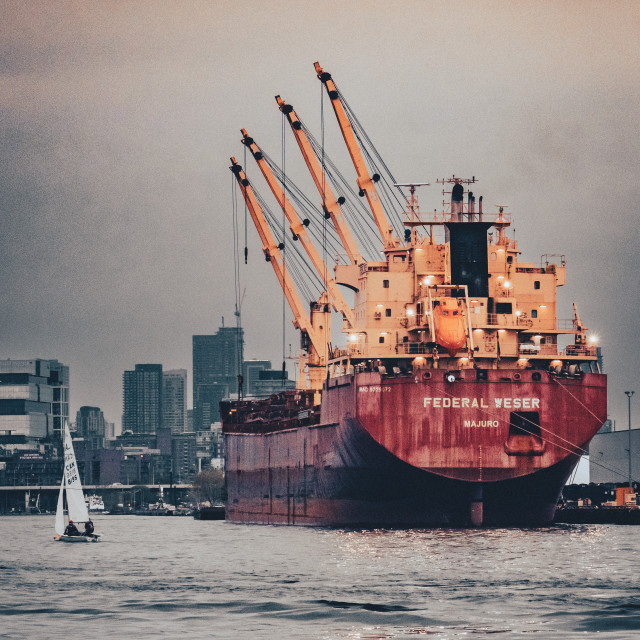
[1,516,639,639]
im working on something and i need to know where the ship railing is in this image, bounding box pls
[330,347,351,359]
[517,343,597,358]
[359,263,389,275]
[518,343,557,356]
[563,345,598,357]
[485,313,522,328]
[419,284,465,297]
[414,211,513,225]
[395,343,431,355]
[346,344,366,357]
[556,318,577,330]
[537,344,559,356]
[405,314,425,329]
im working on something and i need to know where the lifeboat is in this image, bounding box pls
[433,297,467,357]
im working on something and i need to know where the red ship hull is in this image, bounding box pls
[223,369,606,526]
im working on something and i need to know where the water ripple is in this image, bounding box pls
[1,517,639,639]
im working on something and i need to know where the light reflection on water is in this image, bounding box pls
[0,516,638,639]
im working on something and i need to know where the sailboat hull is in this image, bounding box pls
[54,535,98,543]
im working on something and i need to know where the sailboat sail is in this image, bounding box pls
[62,423,89,523]
[55,477,65,536]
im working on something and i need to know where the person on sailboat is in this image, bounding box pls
[83,520,95,537]
[64,520,80,536]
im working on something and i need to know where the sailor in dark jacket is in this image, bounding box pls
[83,520,95,537]
[64,520,79,536]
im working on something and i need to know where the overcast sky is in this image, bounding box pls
[1,1,638,442]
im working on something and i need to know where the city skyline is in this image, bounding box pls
[1,2,638,431]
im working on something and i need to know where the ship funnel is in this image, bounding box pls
[445,222,492,297]
[451,180,464,219]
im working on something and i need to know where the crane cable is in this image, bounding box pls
[261,152,346,257]
[333,83,405,234]
[302,121,385,259]
[281,113,288,387]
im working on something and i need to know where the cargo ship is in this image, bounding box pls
[222,63,606,527]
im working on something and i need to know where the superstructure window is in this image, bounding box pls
[383,279,389,289]
[379,336,385,343]
[385,308,392,317]
[496,302,512,314]
[531,309,538,318]
[534,281,541,289]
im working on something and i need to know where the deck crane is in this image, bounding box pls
[275,96,363,266]
[229,158,329,393]
[572,303,588,347]
[314,62,395,248]
[240,130,356,330]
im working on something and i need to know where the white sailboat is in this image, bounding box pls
[54,423,99,542]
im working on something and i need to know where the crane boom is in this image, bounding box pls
[229,158,326,369]
[275,95,363,266]
[314,61,394,247]
[240,129,355,329]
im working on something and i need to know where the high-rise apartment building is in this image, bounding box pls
[0,359,69,439]
[76,406,107,449]
[193,327,243,428]
[163,369,187,434]
[172,433,198,483]
[122,364,163,434]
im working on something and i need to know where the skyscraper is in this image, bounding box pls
[193,327,243,428]
[122,364,163,434]
[163,369,187,434]
[76,406,106,449]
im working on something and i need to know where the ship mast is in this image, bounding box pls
[276,96,363,266]
[395,182,430,244]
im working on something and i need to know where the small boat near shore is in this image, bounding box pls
[193,505,225,520]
